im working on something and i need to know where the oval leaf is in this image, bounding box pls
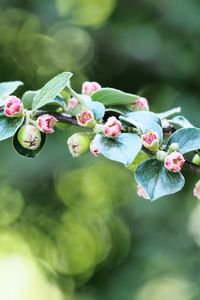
[94,133,142,165]
[120,111,163,141]
[0,81,23,100]
[135,159,185,201]
[13,130,46,158]
[92,88,139,106]
[32,72,72,110]
[157,107,181,119]
[22,90,39,109]
[169,116,194,129]
[167,127,200,154]
[0,116,24,141]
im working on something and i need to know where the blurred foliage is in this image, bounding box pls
[0,0,200,299]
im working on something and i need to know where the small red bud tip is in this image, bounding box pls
[193,180,200,200]
[69,97,78,109]
[90,140,100,157]
[164,151,185,172]
[82,81,101,96]
[132,97,149,111]
[37,114,57,134]
[136,185,150,200]
[103,116,122,138]
[4,96,23,117]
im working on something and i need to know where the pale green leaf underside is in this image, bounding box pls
[0,81,23,105]
[121,111,163,141]
[135,159,185,201]
[167,127,200,154]
[32,72,72,110]
[94,133,142,165]
[169,116,194,129]
[0,116,24,141]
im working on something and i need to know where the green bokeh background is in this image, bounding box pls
[0,0,200,299]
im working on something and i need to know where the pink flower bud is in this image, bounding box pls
[76,110,95,128]
[103,116,122,138]
[4,96,23,117]
[132,97,149,111]
[136,185,150,200]
[193,180,200,200]
[67,133,93,157]
[69,97,78,109]
[18,125,41,150]
[82,81,101,96]
[37,114,57,134]
[164,151,185,172]
[90,140,100,157]
[141,130,159,151]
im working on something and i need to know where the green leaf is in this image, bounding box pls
[105,106,128,116]
[32,72,72,110]
[120,111,163,141]
[169,116,193,129]
[0,81,23,99]
[124,111,161,126]
[135,159,185,201]
[167,127,200,154]
[157,107,181,119]
[22,90,39,110]
[94,133,142,165]
[13,130,46,158]
[92,88,139,106]
[127,151,149,172]
[0,116,24,141]
[88,101,105,120]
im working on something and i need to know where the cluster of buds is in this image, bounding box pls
[4,96,23,117]
[82,81,101,96]
[132,97,149,111]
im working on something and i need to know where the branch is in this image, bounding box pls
[183,160,200,176]
[38,111,200,176]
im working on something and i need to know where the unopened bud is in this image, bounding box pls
[193,180,200,200]
[192,154,200,165]
[67,133,93,157]
[103,116,122,138]
[164,151,185,172]
[17,124,41,150]
[132,97,149,111]
[168,143,179,153]
[76,110,96,128]
[4,96,23,117]
[141,130,159,152]
[90,139,100,157]
[156,150,167,162]
[136,185,150,200]
[82,81,101,96]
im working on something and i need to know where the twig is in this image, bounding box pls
[36,111,200,176]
